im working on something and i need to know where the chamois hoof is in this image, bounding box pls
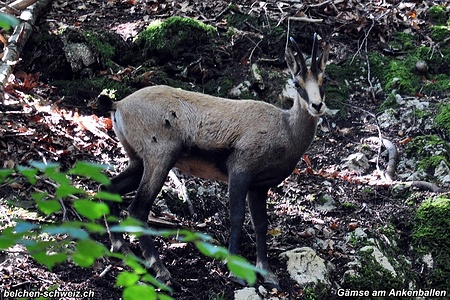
[228,274,247,286]
[263,272,281,291]
[155,268,172,285]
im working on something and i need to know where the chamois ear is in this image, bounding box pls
[285,47,299,76]
[285,37,307,77]
[318,43,331,72]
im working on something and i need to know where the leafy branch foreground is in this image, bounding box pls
[0,161,261,299]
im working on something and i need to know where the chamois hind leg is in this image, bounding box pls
[227,172,251,285]
[127,155,177,282]
[102,158,144,254]
[247,187,280,290]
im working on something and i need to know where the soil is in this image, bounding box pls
[1,0,449,299]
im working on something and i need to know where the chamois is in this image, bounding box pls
[96,34,330,289]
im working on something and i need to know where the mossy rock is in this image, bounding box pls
[135,16,216,60]
[405,135,450,174]
[388,32,418,52]
[430,25,450,42]
[369,44,450,96]
[341,247,409,299]
[53,76,135,102]
[428,5,448,25]
[379,93,400,112]
[435,102,450,135]
[83,31,115,68]
[412,196,450,291]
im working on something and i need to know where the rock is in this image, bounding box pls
[342,153,370,172]
[434,160,450,183]
[229,81,251,98]
[63,42,96,72]
[415,60,428,74]
[280,247,333,286]
[315,194,336,212]
[345,227,367,243]
[234,287,261,300]
[360,246,397,277]
[421,253,434,270]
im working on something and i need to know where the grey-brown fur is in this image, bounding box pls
[99,35,330,289]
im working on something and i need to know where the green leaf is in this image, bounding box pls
[33,251,67,270]
[73,240,107,267]
[46,171,70,186]
[17,166,38,184]
[226,254,257,285]
[73,251,95,267]
[194,241,228,260]
[116,271,140,287]
[29,161,60,172]
[124,257,147,275]
[141,274,172,292]
[32,191,47,202]
[73,199,109,220]
[42,224,89,240]
[123,285,156,300]
[14,222,38,234]
[157,294,174,300]
[56,185,86,198]
[83,222,107,234]
[36,198,61,215]
[0,236,15,249]
[77,239,105,257]
[0,13,19,30]
[68,161,110,185]
[94,190,122,202]
[0,169,13,182]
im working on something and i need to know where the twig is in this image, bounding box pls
[288,16,324,23]
[309,0,331,8]
[98,264,113,278]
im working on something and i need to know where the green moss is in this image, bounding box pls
[405,135,450,173]
[83,31,115,67]
[303,282,329,300]
[413,196,450,290]
[341,202,358,211]
[379,93,399,112]
[369,44,450,96]
[435,102,450,134]
[428,5,448,25]
[342,248,407,299]
[430,26,450,42]
[388,32,418,51]
[135,16,216,58]
[53,77,134,100]
[369,52,419,95]
[324,61,358,109]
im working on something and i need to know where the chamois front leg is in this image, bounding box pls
[103,158,144,254]
[247,187,280,290]
[227,172,251,285]
[127,156,176,283]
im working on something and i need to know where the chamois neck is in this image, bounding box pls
[287,95,319,147]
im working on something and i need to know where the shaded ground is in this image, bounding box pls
[1,0,449,299]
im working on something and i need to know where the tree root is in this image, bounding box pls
[365,136,447,193]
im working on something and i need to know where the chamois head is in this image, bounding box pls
[285,33,330,117]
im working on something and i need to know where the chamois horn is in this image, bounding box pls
[311,32,319,74]
[289,36,307,76]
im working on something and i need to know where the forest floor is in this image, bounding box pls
[1,0,449,299]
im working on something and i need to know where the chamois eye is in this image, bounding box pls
[293,79,300,88]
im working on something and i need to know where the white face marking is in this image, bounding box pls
[305,78,326,116]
